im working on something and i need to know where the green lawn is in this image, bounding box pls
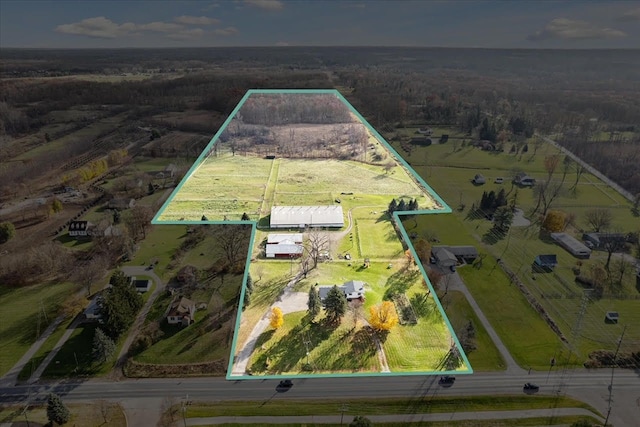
[441,291,506,371]
[248,312,380,375]
[0,281,77,377]
[42,323,118,378]
[192,418,601,427]
[0,402,126,426]
[122,225,185,279]
[184,395,599,417]
[356,218,404,259]
[390,130,640,360]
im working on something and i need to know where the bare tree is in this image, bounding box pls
[584,208,613,232]
[569,163,586,193]
[125,205,154,240]
[306,228,330,269]
[602,231,627,271]
[73,255,109,297]
[216,225,248,268]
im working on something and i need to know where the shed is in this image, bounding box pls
[605,311,619,324]
[550,232,591,259]
[534,254,558,269]
[472,174,486,185]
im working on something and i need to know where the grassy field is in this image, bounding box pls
[239,259,465,374]
[391,128,640,361]
[134,274,242,365]
[17,316,75,381]
[157,145,438,222]
[42,322,118,378]
[0,401,126,426]
[122,225,185,279]
[0,281,76,377]
[183,395,598,417]
[441,291,506,371]
[189,418,601,427]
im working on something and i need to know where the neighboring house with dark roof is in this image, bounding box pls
[130,276,151,293]
[318,280,366,302]
[107,198,136,210]
[582,232,627,250]
[472,174,486,185]
[432,247,458,268]
[514,174,536,187]
[68,220,95,238]
[432,245,479,266]
[166,297,196,326]
[534,254,558,269]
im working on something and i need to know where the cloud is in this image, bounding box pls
[175,15,221,26]
[527,18,626,41]
[214,26,239,36]
[167,28,206,40]
[244,0,284,10]
[138,21,183,33]
[616,8,640,22]
[55,17,137,39]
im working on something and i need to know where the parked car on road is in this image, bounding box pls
[439,376,456,385]
[523,382,539,391]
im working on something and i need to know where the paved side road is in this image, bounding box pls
[185,407,603,426]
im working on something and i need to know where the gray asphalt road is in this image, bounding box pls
[1,370,638,426]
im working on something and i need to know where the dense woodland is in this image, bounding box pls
[1,47,639,195]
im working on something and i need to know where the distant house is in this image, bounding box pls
[318,280,366,302]
[514,174,536,187]
[108,198,136,210]
[417,127,433,136]
[550,233,591,259]
[444,246,479,264]
[68,220,95,238]
[534,254,558,269]
[472,174,486,185]
[605,311,619,324]
[147,163,178,180]
[166,297,196,326]
[432,247,458,268]
[130,276,151,293]
[582,232,626,250]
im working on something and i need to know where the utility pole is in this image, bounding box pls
[604,325,627,427]
[556,289,590,395]
[340,403,348,425]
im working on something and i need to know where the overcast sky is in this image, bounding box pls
[1,0,639,49]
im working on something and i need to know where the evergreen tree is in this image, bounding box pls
[397,199,407,212]
[92,327,116,363]
[47,393,70,425]
[147,182,155,195]
[112,209,121,225]
[0,221,16,244]
[201,215,208,221]
[480,191,489,210]
[241,212,250,221]
[307,285,321,320]
[98,271,144,339]
[350,415,373,427]
[522,144,529,153]
[243,274,253,310]
[388,198,397,214]
[495,189,507,209]
[324,285,347,324]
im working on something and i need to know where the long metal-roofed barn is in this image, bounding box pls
[270,205,344,229]
[550,232,591,259]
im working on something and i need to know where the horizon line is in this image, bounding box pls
[1,45,639,51]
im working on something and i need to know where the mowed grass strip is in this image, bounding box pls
[195,417,602,427]
[457,259,561,370]
[184,395,599,417]
[0,281,76,377]
[356,219,404,259]
[441,291,506,371]
[0,402,126,426]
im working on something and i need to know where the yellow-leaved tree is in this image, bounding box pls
[270,307,284,329]
[542,210,567,232]
[369,301,399,331]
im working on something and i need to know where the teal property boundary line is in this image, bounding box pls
[150,89,472,380]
